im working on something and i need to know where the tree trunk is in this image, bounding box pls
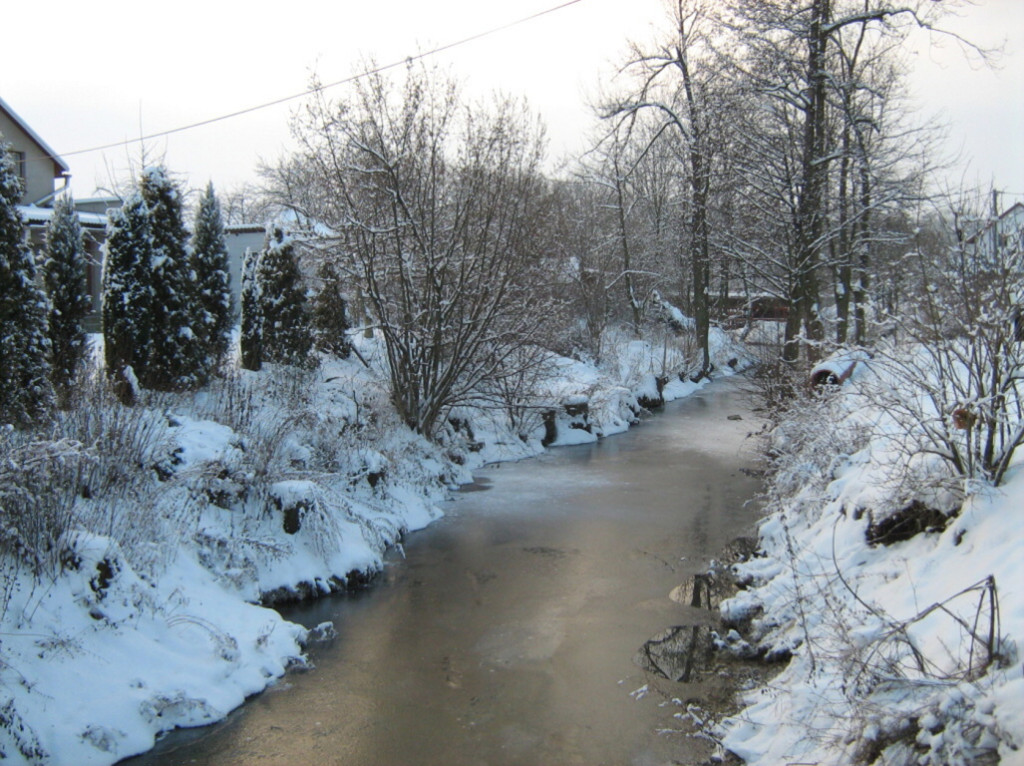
[835,123,852,344]
[792,0,831,363]
[853,157,872,345]
[679,41,712,376]
[613,157,644,337]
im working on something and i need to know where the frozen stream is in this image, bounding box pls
[127,378,764,766]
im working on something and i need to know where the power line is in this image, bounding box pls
[57,0,586,162]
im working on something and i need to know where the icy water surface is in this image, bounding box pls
[127,378,764,766]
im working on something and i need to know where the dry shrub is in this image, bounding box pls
[0,432,91,577]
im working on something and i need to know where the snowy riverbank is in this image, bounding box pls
[0,327,749,765]
[715,360,1024,765]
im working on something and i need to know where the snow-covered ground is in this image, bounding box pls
[0,325,750,765]
[717,357,1024,765]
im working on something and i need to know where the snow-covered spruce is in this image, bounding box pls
[258,225,313,368]
[239,245,263,371]
[190,182,233,375]
[0,141,53,427]
[101,193,151,405]
[43,194,92,409]
[137,166,206,391]
[310,259,352,359]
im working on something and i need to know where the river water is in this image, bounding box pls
[128,378,763,766]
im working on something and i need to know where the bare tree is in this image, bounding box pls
[220,182,276,226]
[582,122,666,338]
[868,194,1024,488]
[605,0,736,377]
[274,65,551,438]
[723,0,974,362]
[542,179,618,362]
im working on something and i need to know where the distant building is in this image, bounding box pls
[2,97,120,327]
[965,200,1024,342]
[3,95,264,326]
[225,223,266,316]
[718,292,789,328]
[965,201,1024,260]
[0,95,70,206]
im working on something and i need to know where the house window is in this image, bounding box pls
[12,151,26,179]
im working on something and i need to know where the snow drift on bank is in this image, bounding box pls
[0,325,751,765]
[717,359,1024,765]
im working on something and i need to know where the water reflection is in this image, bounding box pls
[125,379,764,766]
[635,624,715,683]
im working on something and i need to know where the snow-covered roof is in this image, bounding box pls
[225,223,266,234]
[17,204,108,229]
[0,95,70,176]
[75,196,120,206]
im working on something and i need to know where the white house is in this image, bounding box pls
[225,223,266,315]
[965,201,1024,259]
[965,201,1024,341]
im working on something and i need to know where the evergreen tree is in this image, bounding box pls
[138,166,204,389]
[260,225,313,366]
[311,260,352,358]
[102,193,151,405]
[0,142,53,427]
[44,194,92,408]
[239,247,263,371]
[191,182,232,373]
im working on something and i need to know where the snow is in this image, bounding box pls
[0,322,748,765]
[0,535,305,765]
[16,204,109,229]
[167,416,240,465]
[809,347,872,383]
[716,360,1024,765]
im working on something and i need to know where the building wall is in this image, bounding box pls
[0,111,61,205]
[225,227,266,316]
[75,197,121,216]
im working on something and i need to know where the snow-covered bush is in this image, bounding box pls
[865,336,1024,491]
[0,432,90,579]
[474,344,561,441]
[0,346,459,763]
[720,346,1022,765]
[34,376,173,574]
[867,215,1024,488]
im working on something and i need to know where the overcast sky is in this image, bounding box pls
[3,0,1021,205]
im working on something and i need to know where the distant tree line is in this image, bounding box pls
[252,0,1004,438]
[2,0,1014,445]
